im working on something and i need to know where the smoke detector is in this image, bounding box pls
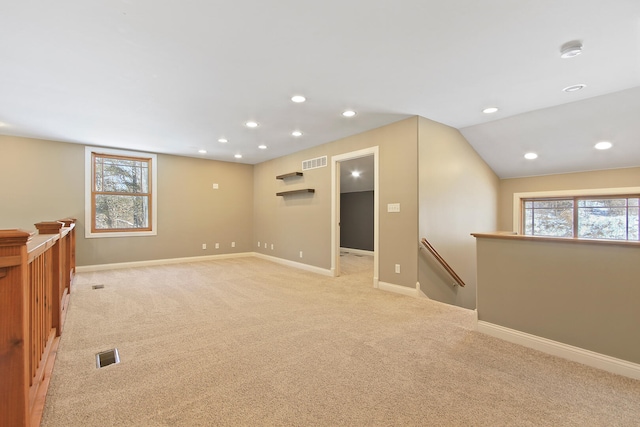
[560,41,583,59]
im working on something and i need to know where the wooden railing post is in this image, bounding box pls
[58,218,76,292]
[0,229,34,427]
[34,222,64,337]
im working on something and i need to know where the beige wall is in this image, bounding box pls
[253,117,419,287]
[0,135,254,266]
[0,135,85,232]
[476,235,640,364]
[418,117,499,309]
[498,167,640,231]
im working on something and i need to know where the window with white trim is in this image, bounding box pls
[85,147,158,238]
[522,195,639,241]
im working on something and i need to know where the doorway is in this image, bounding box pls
[331,147,379,287]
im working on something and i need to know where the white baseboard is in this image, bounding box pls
[76,252,253,272]
[252,253,333,276]
[339,247,374,257]
[477,321,640,380]
[377,281,419,298]
[77,252,334,277]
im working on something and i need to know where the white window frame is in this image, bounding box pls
[85,146,158,238]
[513,187,640,235]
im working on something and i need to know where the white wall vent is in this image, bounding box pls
[302,156,327,171]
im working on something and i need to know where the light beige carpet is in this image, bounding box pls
[41,254,640,426]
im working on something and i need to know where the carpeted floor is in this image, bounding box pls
[41,254,640,426]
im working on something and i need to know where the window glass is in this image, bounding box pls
[533,200,573,209]
[524,207,533,235]
[524,199,573,237]
[578,199,627,240]
[629,204,639,240]
[95,195,149,229]
[524,195,640,241]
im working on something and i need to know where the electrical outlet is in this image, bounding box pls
[271,244,274,250]
[395,264,400,274]
[231,242,235,248]
[258,241,260,247]
[299,251,303,258]
[212,183,219,189]
[202,243,207,250]
[215,243,219,249]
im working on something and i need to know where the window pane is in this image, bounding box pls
[629,207,639,240]
[95,163,103,191]
[524,208,533,235]
[629,198,639,207]
[532,208,573,237]
[533,200,573,209]
[95,195,149,229]
[524,201,533,208]
[580,198,627,208]
[578,205,627,240]
[96,157,149,193]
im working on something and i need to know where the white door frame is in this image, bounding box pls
[331,146,379,288]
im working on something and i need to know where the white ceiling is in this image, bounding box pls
[1,1,639,178]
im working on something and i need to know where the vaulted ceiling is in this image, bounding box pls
[1,1,639,178]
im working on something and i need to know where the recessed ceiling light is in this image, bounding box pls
[524,152,538,160]
[560,41,583,59]
[245,121,258,128]
[351,171,360,177]
[218,138,228,143]
[291,95,306,103]
[198,149,207,154]
[292,130,303,137]
[595,141,612,150]
[234,154,242,159]
[563,84,586,93]
[482,107,499,114]
[258,144,267,149]
[342,110,356,117]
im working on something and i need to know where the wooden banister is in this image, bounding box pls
[0,219,76,427]
[420,237,466,287]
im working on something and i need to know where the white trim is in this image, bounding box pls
[76,252,253,272]
[331,147,379,285]
[85,146,159,238]
[416,281,428,298]
[77,252,334,276]
[377,281,419,298]
[253,253,333,276]
[512,186,640,234]
[477,321,640,380]
[339,247,374,257]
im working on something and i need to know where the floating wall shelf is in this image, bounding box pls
[276,172,303,180]
[276,189,315,196]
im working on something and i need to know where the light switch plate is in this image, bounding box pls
[387,203,400,213]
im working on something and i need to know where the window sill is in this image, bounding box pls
[85,230,157,239]
[471,232,640,248]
